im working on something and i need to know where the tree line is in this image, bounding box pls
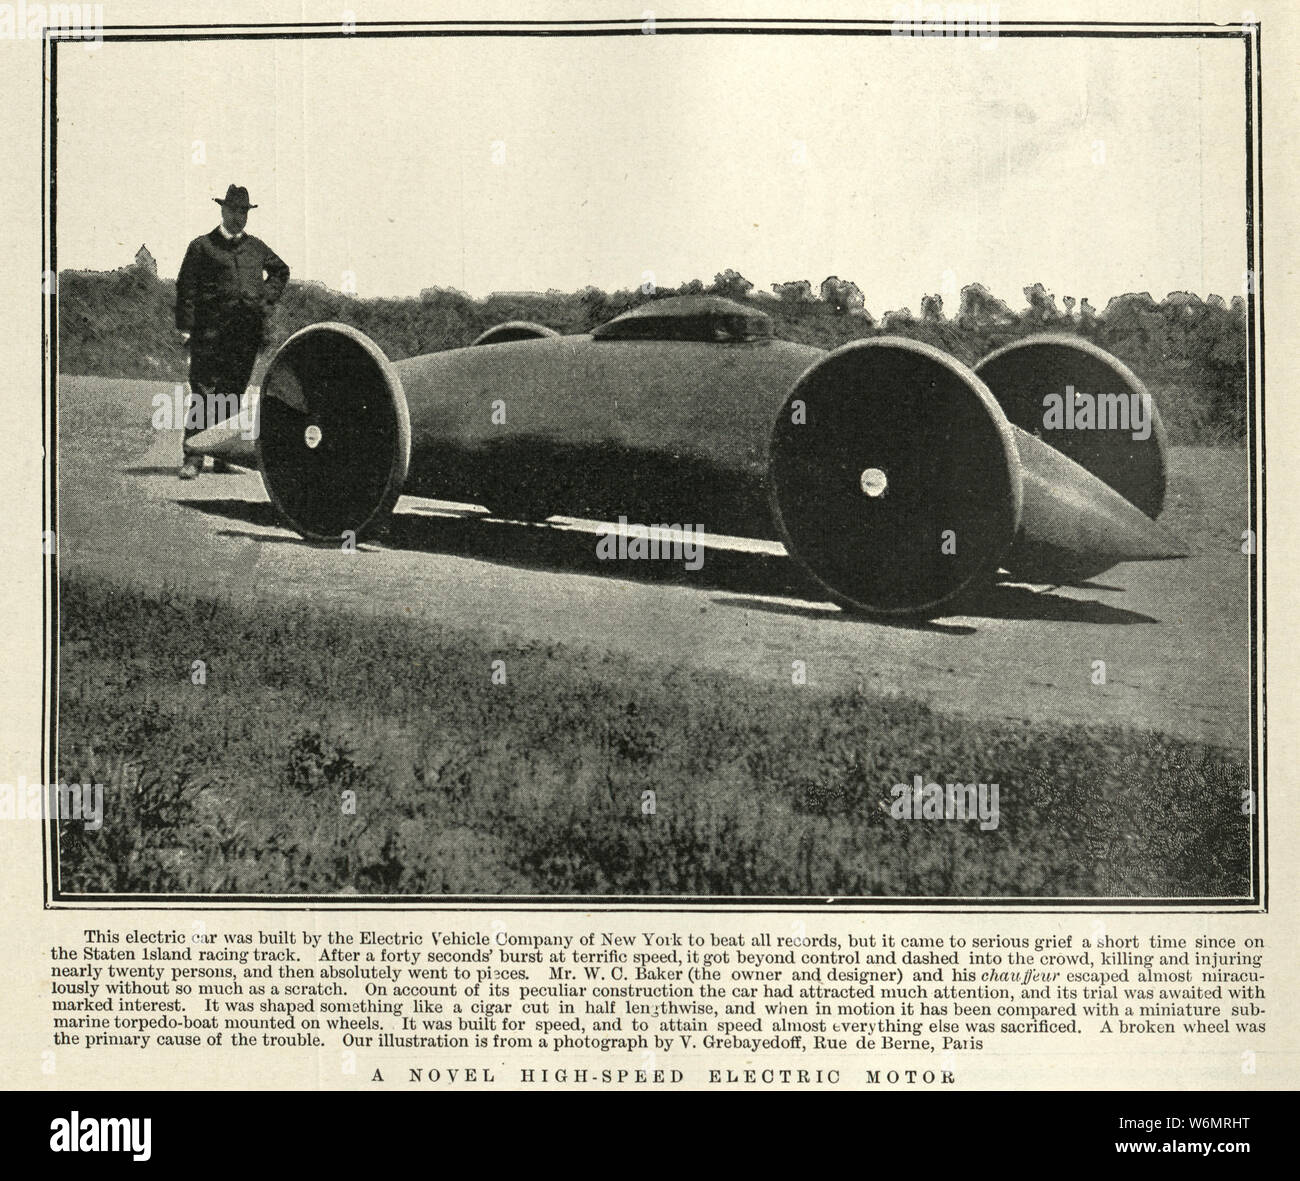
[57,260,1249,443]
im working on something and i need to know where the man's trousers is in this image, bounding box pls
[183,332,261,456]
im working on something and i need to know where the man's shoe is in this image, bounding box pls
[178,456,202,480]
[211,458,232,474]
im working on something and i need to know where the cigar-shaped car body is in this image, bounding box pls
[190,295,1187,618]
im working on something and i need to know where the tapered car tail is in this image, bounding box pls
[768,336,1186,617]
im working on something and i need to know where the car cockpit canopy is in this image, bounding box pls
[591,295,774,344]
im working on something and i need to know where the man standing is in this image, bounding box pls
[174,184,290,478]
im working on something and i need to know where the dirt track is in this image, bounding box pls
[58,376,1254,748]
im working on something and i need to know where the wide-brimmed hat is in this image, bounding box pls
[213,184,257,210]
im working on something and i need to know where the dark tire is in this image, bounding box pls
[975,335,1168,518]
[256,324,411,543]
[769,338,1023,619]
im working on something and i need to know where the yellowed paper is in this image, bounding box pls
[0,0,1295,1095]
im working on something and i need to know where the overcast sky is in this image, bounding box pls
[55,31,1249,312]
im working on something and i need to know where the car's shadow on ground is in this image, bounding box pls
[178,495,1158,629]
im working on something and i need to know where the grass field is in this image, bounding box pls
[55,574,1251,899]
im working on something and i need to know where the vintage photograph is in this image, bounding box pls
[46,15,1261,902]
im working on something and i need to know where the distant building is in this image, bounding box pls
[133,244,156,276]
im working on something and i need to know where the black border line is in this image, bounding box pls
[68,30,1253,42]
[71,19,1258,27]
[1252,21,1267,911]
[39,29,48,904]
[1239,21,1265,910]
[43,17,1266,913]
